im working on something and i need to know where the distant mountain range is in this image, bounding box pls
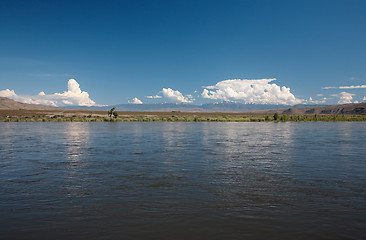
[1,97,365,115]
[63,102,322,112]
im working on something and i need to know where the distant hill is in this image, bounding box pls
[107,102,366,115]
[266,103,366,115]
[0,97,59,110]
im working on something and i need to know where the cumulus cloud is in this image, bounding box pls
[332,92,355,104]
[201,79,302,105]
[0,89,58,107]
[0,89,59,106]
[161,88,193,103]
[363,96,366,101]
[146,95,162,99]
[323,85,366,89]
[129,97,143,104]
[51,79,96,106]
[0,79,100,107]
[0,89,17,98]
[146,88,193,103]
[307,97,327,104]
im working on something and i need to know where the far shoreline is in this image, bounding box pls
[1,109,366,122]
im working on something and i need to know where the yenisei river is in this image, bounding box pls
[1,122,365,239]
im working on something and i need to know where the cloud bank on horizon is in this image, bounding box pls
[143,79,365,105]
[1,78,365,107]
[0,79,99,107]
[147,79,304,105]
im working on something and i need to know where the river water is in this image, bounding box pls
[0,122,365,239]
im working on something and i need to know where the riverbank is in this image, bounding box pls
[1,110,366,122]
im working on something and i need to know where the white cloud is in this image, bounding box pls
[332,92,355,104]
[307,97,327,104]
[0,79,100,107]
[323,85,366,89]
[0,88,59,106]
[363,96,366,101]
[201,79,302,105]
[62,100,73,105]
[146,95,162,99]
[316,94,324,97]
[162,88,193,103]
[0,89,17,98]
[51,79,96,106]
[129,97,143,104]
[0,89,58,106]
[146,88,194,103]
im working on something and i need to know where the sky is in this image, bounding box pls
[1,0,366,106]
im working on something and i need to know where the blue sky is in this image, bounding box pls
[1,0,366,106]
